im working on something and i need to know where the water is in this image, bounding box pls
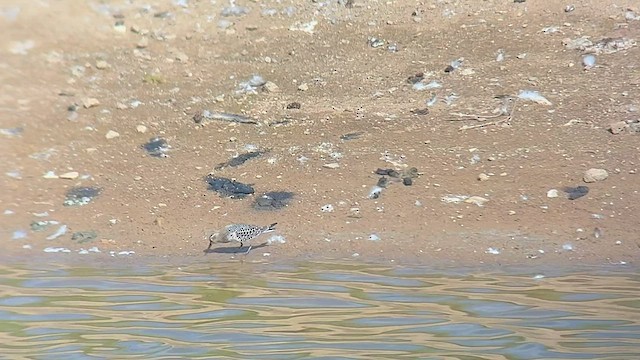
[0,261,638,359]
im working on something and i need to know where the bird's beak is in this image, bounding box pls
[207,232,219,249]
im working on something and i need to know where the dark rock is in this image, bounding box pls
[374,168,400,178]
[205,176,255,198]
[193,113,204,123]
[63,187,102,206]
[72,231,98,243]
[405,167,419,178]
[403,177,413,186]
[143,137,170,157]
[340,132,364,141]
[411,108,429,116]
[30,221,53,232]
[406,73,424,84]
[377,177,389,188]
[253,191,294,211]
[563,186,589,200]
[286,102,301,109]
[215,150,266,170]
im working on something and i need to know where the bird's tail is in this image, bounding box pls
[263,223,277,233]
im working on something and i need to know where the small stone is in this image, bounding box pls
[465,196,489,206]
[368,234,381,241]
[105,130,120,139]
[175,52,189,62]
[297,83,309,91]
[136,38,149,48]
[609,121,627,134]
[323,163,340,169]
[116,102,128,110]
[583,168,608,183]
[402,177,413,186]
[321,204,334,212]
[460,68,475,76]
[95,60,109,69]
[286,102,301,109]
[113,21,127,33]
[59,171,79,180]
[136,125,148,133]
[508,210,516,215]
[547,189,559,198]
[43,171,58,179]
[478,173,490,181]
[263,81,279,92]
[82,97,100,108]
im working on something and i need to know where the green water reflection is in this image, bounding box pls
[0,261,638,359]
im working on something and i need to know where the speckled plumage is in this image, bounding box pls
[207,223,277,253]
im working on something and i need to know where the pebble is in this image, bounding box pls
[136,38,149,48]
[323,163,340,169]
[59,171,79,180]
[485,247,500,255]
[368,186,383,199]
[547,189,559,198]
[478,173,490,181]
[95,60,109,69]
[43,171,58,179]
[581,54,596,70]
[320,204,334,212]
[608,121,627,134]
[465,196,489,206]
[82,97,100,108]
[297,83,309,91]
[583,168,608,183]
[266,235,286,244]
[175,52,189,62]
[368,234,381,241]
[105,130,120,139]
[263,81,279,92]
[136,125,148,133]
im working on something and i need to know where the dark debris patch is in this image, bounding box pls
[340,132,364,141]
[205,176,255,199]
[72,231,97,244]
[375,168,400,178]
[411,108,429,116]
[563,186,589,200]
[214,150,267,170]
[63,187,102,206]
[253,191,294,211]
[374,167,419,187]
[406,72,425,84]
[143,137,170,158]
[286,102,301,109]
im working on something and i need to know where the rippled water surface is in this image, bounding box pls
[0,261,639,359]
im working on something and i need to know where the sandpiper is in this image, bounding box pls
[207,223,277,254]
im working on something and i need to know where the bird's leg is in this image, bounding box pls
[245,245,252,255]
[207,239,213,251]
